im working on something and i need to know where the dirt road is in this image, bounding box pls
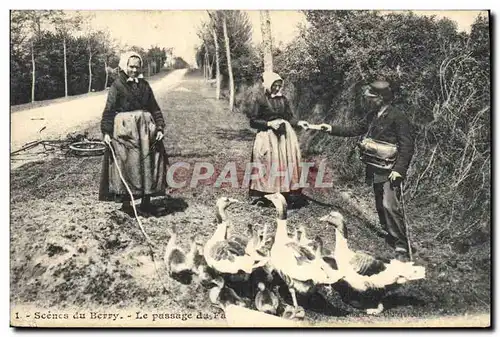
[10,69,188,153]
[10,70,490,328]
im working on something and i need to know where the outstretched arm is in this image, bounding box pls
[327,121,369,137]
[300,119,369,137]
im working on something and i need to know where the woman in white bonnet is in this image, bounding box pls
[99,51,168,217]
[247,71,307,207]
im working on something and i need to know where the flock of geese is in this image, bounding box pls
[163,193,425,320]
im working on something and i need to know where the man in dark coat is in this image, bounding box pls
[319,80,415,261]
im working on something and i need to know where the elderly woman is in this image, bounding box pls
[247,71,305,206]
[99,51,168,217]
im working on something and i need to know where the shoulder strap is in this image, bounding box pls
[364,107,390,139]
[363,114,377,138]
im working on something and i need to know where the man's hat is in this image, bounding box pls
[363,80,392,101]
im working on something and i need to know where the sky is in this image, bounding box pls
[64,10,488,66]
[88,10,307,65]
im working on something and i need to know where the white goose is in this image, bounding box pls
[265,193,345,319]
[163,223,198,285]
[319,211,425,314]
[203,197,269,281]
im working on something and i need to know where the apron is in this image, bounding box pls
[99,110,168,201]
[249,120,302,194]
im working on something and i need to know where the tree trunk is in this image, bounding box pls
[212,28,221,100]
[209,56,214,79]
[203,43,210,81]
[222,16,234,111]
[88,51,92,93]
[260,10,273,72]
[31,40,35,102]
[63,36,68,97]
[203,52,208,80]
[104,59,109,89]
[201,54,208,82]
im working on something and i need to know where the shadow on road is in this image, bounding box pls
[382,293,427,310]
[156,196,189,215]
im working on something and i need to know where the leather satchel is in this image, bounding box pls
[358,137,398,170]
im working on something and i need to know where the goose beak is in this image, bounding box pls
[318,214,329,222]
[329,211,344,219]
[217,197,241,204]
[207,279,220,289]
[268,193,287,207]
[263,194,274,201]
[320,212,344,226]
[264,192,285,200]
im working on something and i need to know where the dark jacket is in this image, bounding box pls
[248,91,298,131]
[101,71,165,135]
[329,105,414,183]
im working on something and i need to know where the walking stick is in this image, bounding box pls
[107,141,155,248]
[106,140,172,295]
[400,180,413,262]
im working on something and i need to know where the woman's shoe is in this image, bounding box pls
[140,203,167,217]
[119,204,149,218]
[250,197,273,208]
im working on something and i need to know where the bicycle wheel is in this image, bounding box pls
[69,141,106,156]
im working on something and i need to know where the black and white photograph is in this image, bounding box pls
[9,8,491,328]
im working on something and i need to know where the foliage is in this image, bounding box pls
[10,10,172,105]
[227,10,490,246]
[273,11,490,244]
[172,57,190,69]
[196,10,258,87]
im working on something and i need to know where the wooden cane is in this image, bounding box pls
[400,180,413,262]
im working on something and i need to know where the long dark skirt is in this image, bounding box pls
[99,110,168,202]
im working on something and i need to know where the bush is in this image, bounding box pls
[198,11,490,243]
[272,11,490,243]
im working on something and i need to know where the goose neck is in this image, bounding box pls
[275,219,288,245]
[216,204,228,223]
[335,227,349,253]
[211,221,228,244]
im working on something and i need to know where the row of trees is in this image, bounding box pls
[196,10,490,245]
[196,10,260,111]
[10,10,174,105]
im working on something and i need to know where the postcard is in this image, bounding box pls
[10,9,491,328]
